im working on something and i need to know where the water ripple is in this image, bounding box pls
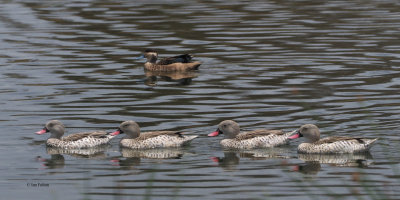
[1,0,400,199]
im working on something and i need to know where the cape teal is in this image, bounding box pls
[36,120,115,149]
[208,120,293,149]
[288,124,378,154]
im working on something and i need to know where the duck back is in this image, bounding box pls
[220,131,292,149]
[47,132,115,149]
[121,133,197,149]
[298,137,378,154]
[158,54,193,65]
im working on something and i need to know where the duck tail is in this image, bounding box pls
[193,65,201,70]
[190,62,201,70]
[183,135,198,144]
[186,135,198,140]
[365,138,379,149]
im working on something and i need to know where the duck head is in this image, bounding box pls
[208,120,240,139]
[289,124,320,143]
[136,49,158,63]
[36,120,65,139]
[111,120,141,139]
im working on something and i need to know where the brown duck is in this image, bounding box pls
[138,49,201,71]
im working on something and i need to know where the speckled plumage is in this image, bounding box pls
[36,120,115,149]
[141,49,201,71]
[219,130,293,149]
[112,121,198,149]
[209,120,294,149]
[120,133,198,149]
[46,134,114,149]
[289,124,378,154]
[297,137,378,154]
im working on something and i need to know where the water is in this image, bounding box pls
[1,0,399,199]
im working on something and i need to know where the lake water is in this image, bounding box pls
[1,0,399,199]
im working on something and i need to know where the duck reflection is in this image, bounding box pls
[244,148,291,159]
[120,147,185,159]
[211,151,240,171]
[212,148,291,171]
[292,161,321,175]
[46,145,110,159]
[111,147,187,169]
[36,145,111,169]
[298,153,373,167]
[293,153,373,175]
[110,156,141,170]
[36,154,65,169]
[144,70,198,86]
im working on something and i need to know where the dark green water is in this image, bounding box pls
[0,0,399,199]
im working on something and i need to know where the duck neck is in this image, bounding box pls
[124,131,140,139]
[225,130,239,139]
[306,132,320,143]
[146,55,158,64]
[49,131,63,139]
[225,125,240,139]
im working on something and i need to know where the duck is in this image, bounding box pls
[35,120,116,149]
[137,49,201,71]
[208,120,294,149]
[288,124,378,154]
[110,120,198,149]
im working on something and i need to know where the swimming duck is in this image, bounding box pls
[138,49,201,71]
[288,124,378,154]
[36,120,115,149]
[111,121,198,149]
[208,120,294,149]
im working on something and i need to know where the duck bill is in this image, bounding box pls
[210,157,220,163]
[110,130,121,136]
[208,131,219,137]
[208,128,222,137]
[35,128,48,135]
[134,55,145,60]
[288,130,301,139]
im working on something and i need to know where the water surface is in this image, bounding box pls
[1,0,399,199]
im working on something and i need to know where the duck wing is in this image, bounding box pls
[236,129,285,140]
[158,54,193,65]
[62,131,108,142]
[137,131,184,140]
[315,136,368,145]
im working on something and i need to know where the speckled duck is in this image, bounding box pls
[111,121,198,149]
[208,120,294,149]
[288,124,378,154]
[36,120,115,149]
